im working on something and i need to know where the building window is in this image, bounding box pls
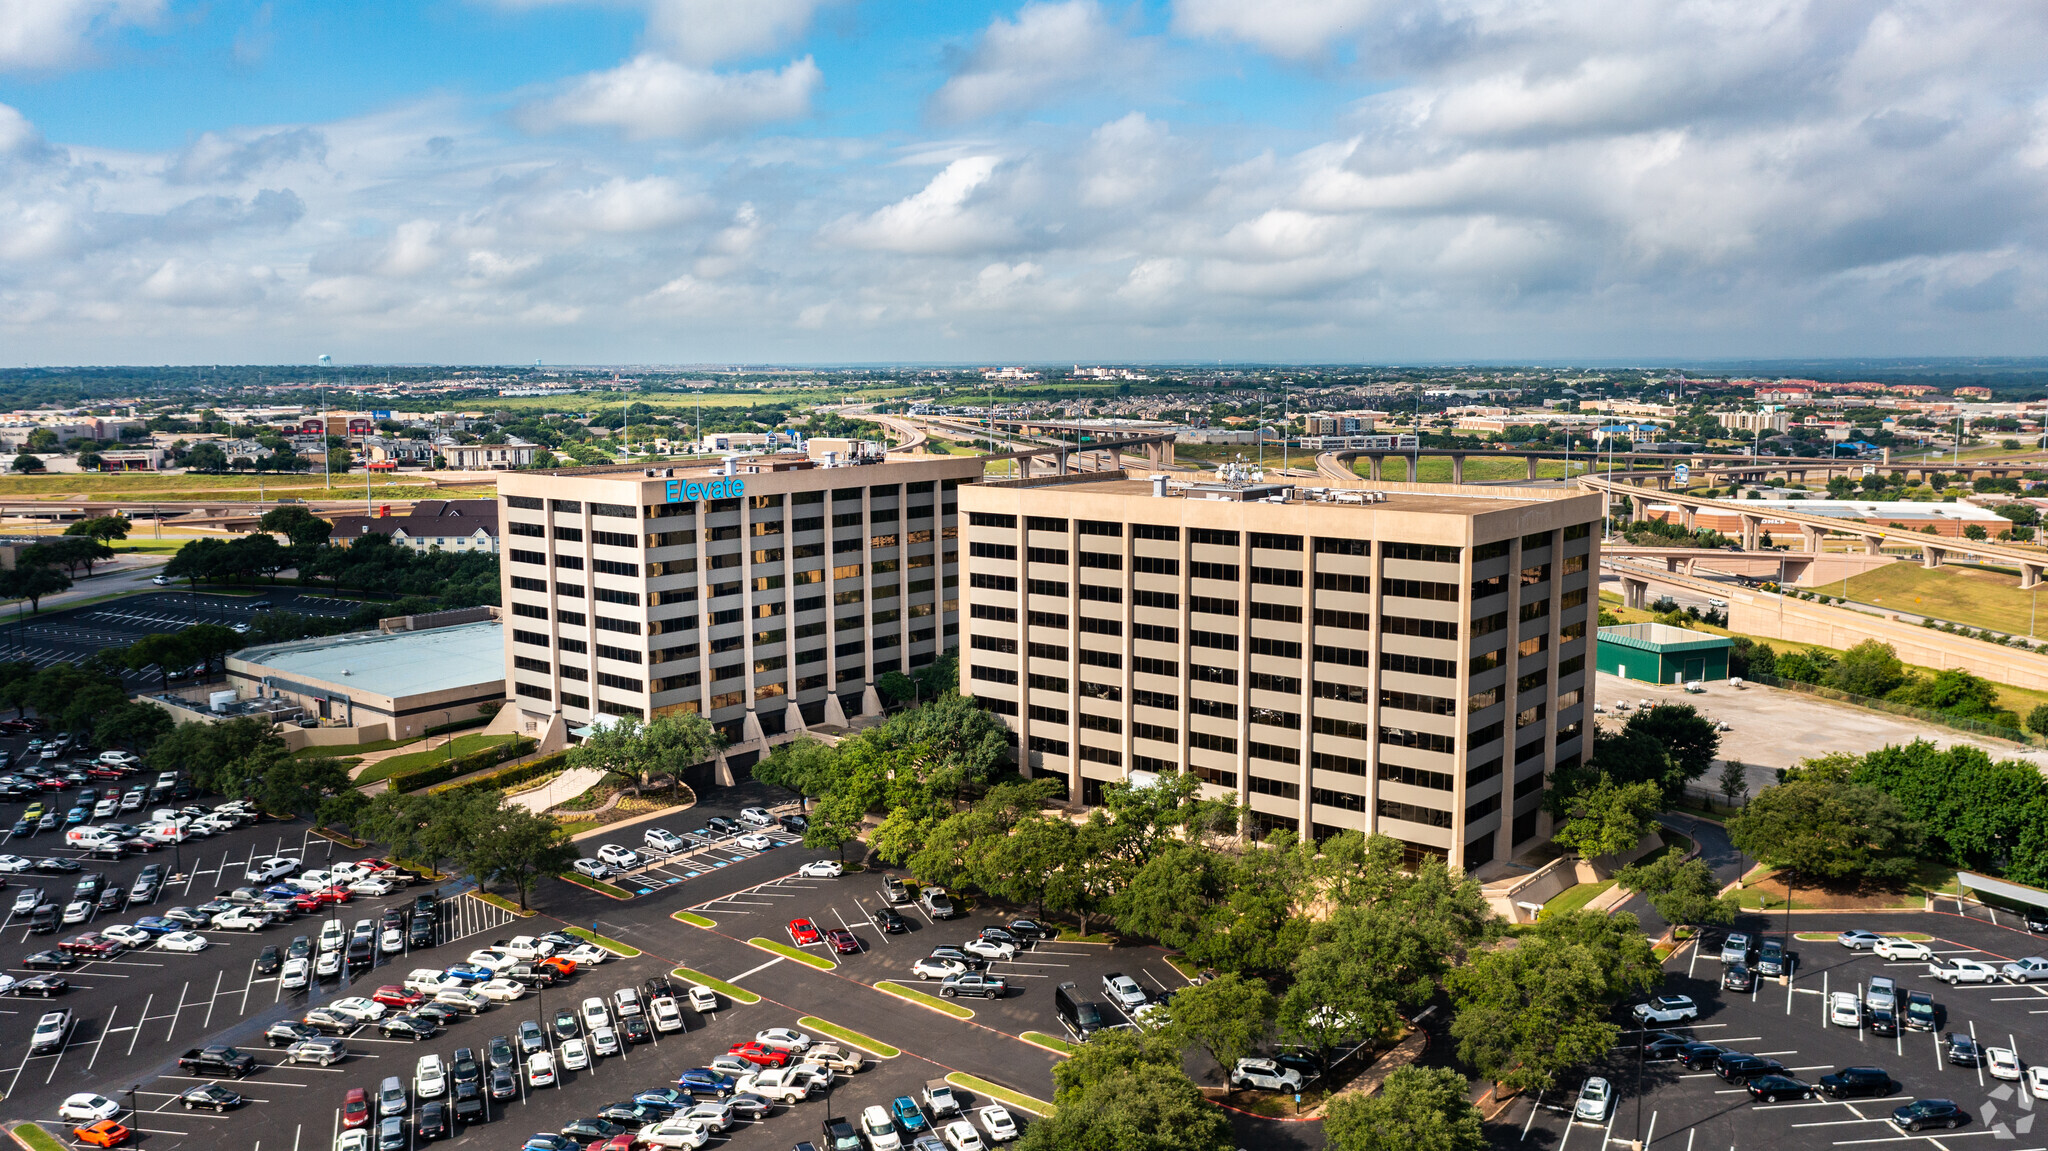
[971,665,1019,685]
[1133,555,1179,576]
[1378,725,1455,754]
[1377,798,1453,828]
[1134,589,1178,610]
[1314,537,1368,555]
[1378,761,1454,790]
[1250,740,1300,765]
[1133,622,1179,644]
[1380,690,1455,716]
[1247,775,1299,800]
[1379,651,1456,677]
[1252,567,1303,588]
[1190,730,1237,755]
[1079,744,1121,766]
[1190,561,1239,582]
[1028,735,1069,756]
[1132,655,1178,678]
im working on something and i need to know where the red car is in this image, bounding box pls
[37,777,69,791]
[355,858,395,873]
[291,894,324,914]
[590,1136,634,1151]
[371,985,423,1008]
[823,928,861,955]
[85,766,127,780]
[59,933,121,957]
[727,1041,789,1068]
[0,720,33,735]
[314,886,351,905]
[538,956,577,977]
[342,1087,370,1129]
[787,918,821,946]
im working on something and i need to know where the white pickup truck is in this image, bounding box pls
[736,1068,817,1104]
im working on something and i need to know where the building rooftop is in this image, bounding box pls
[1598,622,1734,651]
[234,620,504,698]
[986,474,1553,516]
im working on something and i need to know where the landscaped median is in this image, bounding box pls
[1795,930,1934,942]
[1020,1030,1077,1056]
[945,1073,1053,1117]
[565,926,640,957]
[747,937,836,970]
[12,1123,65,1151]
[799,1016,901,1058]
[471,891,537,917]
[874,979,974,1020]
[559,872,636,900]
[672,910,717,929]
[672,966,761,1005]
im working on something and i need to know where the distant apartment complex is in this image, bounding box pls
[1717,410,1790,434]
[496,453,982,769]
[330,500,501,554]
[957,474,1601,870]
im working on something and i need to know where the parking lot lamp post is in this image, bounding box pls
[1633,1030,1645,1149]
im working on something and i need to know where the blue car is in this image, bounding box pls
[892,1096,930,1133]
[10,819,29,837]
[633,1087,690,1111]
[521,1137,579,1151]
[63,808,87,825]
[675,1068,736,1098]
[262,883,301,899]
[442,963,492,983]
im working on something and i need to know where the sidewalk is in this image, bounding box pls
[507,767,605,813]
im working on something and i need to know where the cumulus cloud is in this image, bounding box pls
[0,0,162,70]
[931,1,1135,122]
[826,156,1020,255]
[643,0,833,66]
[163,128,325,184]
[521,54,820,141]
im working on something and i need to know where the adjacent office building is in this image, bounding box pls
[957,473,1603,870]
[496,453,984,772]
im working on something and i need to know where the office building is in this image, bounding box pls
[496,453,983,771]
[957,473,1602,870]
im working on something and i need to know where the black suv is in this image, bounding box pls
[1756,938,1790,977]
[1944,1033,1981,1066]
[1677,1043,1726,1070]
[2027,908,2048,934]
[820,1117,862,1151]
[1869,1008,1898,1037]
[1716,1053,1787,1081]
[1820,1067,1898,1098]
[1905,991,1938,1032]
[1722,963,1755,992]
[1893,1100,1965,1132]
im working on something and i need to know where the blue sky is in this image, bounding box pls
[0,0,2042,365]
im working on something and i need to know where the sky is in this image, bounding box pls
[0,0,2043,367]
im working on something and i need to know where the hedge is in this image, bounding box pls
[431,750,570,795]
[424,714,491,738]
[384,737,535,794]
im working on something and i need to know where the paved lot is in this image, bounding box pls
[1496,908,2048,1151]
[0,590,358,689]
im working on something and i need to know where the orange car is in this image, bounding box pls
[74,1120,131,1147]
[538,956,577,977]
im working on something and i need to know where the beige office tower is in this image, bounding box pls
[957,474,1604,871]
[497,453,986,777]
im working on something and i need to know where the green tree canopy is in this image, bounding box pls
[1826,640,1907,698]
[1620,703,1721,789]
[1325,1066,1487,1151]
[1728,776,1924,883]
[1615,853,1736,930]
[1019,1029,1235,1151]
[1549,777,1662,858]
[1160,971,1276,1073]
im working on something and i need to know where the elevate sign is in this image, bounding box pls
[664,477,746,503]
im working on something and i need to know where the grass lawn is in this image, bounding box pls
[565,926,640,955]
[472,891,536,917]
[875,980,973,1019]
[556,819,599,836]
[1545,880,1616,917]
[557,872,632,898]
[946,1073,1053,1117]
[112,538,199,554]
[13,1124,65,1151]
[1735,860,1955,910]
[1843,561,2048,637]
[748,937,835,970]
[798,1016,901,1058]
[356,733,520,784]
[672,910,716,929]
[1021,1031,1077,1056]
[672,966,761,1005]
[296,735,422,759]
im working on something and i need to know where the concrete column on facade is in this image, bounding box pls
[1451,454,1465,484]
[1922,544,1946,570]
[823,692,849,726]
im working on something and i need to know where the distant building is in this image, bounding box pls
[442,438,538,471]
[1955,387,1995,400]
[1717,410,1788,434]
[329,499,500,553]
[1597,623,1732,685]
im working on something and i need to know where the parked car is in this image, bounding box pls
[1633,995,1699,1024]
[1930,958,1998,985]
[1574,1077,1615,1122]
[1891,1100,1966,1132]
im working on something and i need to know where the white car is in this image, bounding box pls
[650,995,684,1033]
[1875,937,1933,961]
[739,807,774,827]
[1829,992,1863,1028]
[57,1093,122,1122]
[559,1037,589,1070]
[102,924,151,947]
[755,1027,811,1052]
[979,1104,1018,1142]
[414,1054,447,1098]
[476,978,527,1002]
[612,987,644,1017]
[213,908,269,931]
[736,1068,813,1104]
[244,857,300,883]
[572,858,614,880]
[644,829,685,853]
[562,943,610,966]
[687,985,718,1013]
[142,823,187,844]
[465,948,516,972]
[799,859,842,879]
[1990,1047,2023,1081]
[315,949,343,977]
[735,833,773,851]
[590,1025,620,1055]
[1930,957,1999,984]
[290,870,339,892]
[1576,1076,1615,1122]
[637,1120,711,1148]
[942,1119,987,1151]
[327,996,388,1022]
[159,931,209,952]
[498,936,555,960]
[347,877,396,897]
[581,996,610,1031]
[862,1105,904,1151]
[526,1051,556,1087]
[1631,995,1700,1024]
[1229,1058,1304,1092]
[963,938,1017,961]
[2005,957,2048,983]
[596,844,640,869]
[913,957,968,980]
[2026,1065,2048,1101]
[1102,973,1148,1009]
[61,900,92,925]
[281,957,311,989]
[380,927,404,954]
[0,855,32,873]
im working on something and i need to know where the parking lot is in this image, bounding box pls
[0,590,358,688]
[1499,909,2048,1151]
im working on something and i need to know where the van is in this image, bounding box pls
[1054,981,1104,1040]
[65,827,116,849]
[1867,976,1897,1013]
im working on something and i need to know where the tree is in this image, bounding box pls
[123,632,191,690]
[1827,640,1907,698]
[1160,972,1276,1073]
[182,624,243,678]
[0,564,70,612]
[1615,854,1736,931]
[1549,777,1662,859]
[1727,777,1924,884]
[10,452,43,473]
[94,700,175,752]
[1718,758,1749,808]
[184,442,230,471]
[1581,727,1680,795]
[1622,703,1721,787]
[1018,1029,1235,1151]
[1325,1066,1487,1151]
[461,797,580,910]
[145,717,283,795]
[259,505,333,549]
[25,535,113,578]
[242,750,353,819]
[1965,523,1988,541]
[638,711,723,792]
[65,515,130,543]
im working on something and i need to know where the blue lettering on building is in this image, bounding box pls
[664,478,745,504]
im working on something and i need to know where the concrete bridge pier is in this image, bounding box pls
[1799,525,1825,553]
[1402,455,1417,482]
[1622,575,1651,609]
[2023,564,2044,590]
[1451,454,1465,484]
[1144,440,1170,469]
[1527,455,1540,481]
[1861,535,1884,555]
[1740,514,1761,551]
[1367,455,1383,482]
[1922,544,1947,569]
